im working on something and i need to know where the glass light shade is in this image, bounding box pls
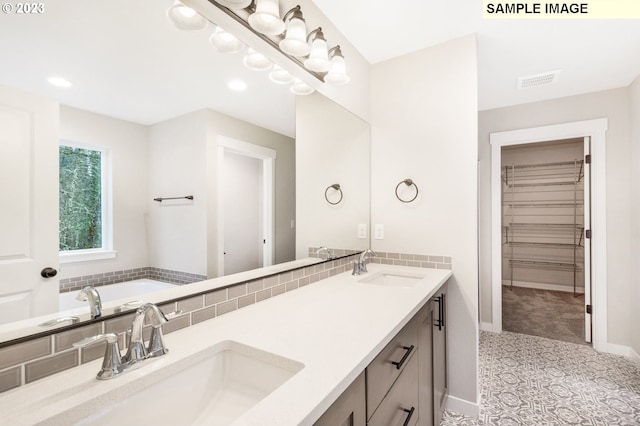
[248,0,285,36]
[290,78,315,95]
[243,48,273,71]
[324,55,350,85]
[167,2,208,31]
[304,37,330,73]
[279,16,309,57]
[269,65,294,84]
[214,0,251,9]
[209,28,244,54]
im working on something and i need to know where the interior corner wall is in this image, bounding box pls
[59,106,150,279]
[204,109,296,278]
[370,35,479,410]
[478,87,632,347]
[295,92,371,260]
[629,76,640,360]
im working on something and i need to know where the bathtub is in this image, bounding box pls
[59,279,177,311]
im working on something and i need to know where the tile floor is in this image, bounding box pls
[440,331,640,425]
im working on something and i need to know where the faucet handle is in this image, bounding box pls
[73,333,124,380]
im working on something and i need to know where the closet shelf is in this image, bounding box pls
[508,259,583,272]
[503,158,585,295]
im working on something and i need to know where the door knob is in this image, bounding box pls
[41,267,58,278]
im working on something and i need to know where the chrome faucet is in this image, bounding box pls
[123,302,169,364]
[316,246,336,260]
[73,302,171,380]
[76,286,102,319]
[352,249,377,275]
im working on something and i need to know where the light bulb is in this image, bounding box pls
[167,2,208,31]
[304,31,330,73]
[248,0,285,36]
[279,10,309,57]
[325,53,350,85]
[209,27,244,54]
[269,65,294,84]
[290,78,314,95]
[243,48,272,71]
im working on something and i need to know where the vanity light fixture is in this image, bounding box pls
[167,0,208,31]
[269,64,295,84]
[47,76,72,88]
[243,48,273,71]
[324,46,350,85]
[209,27,245,54]
[278,6,310,57]
[227,79,248,91]
[304,28,330,73]
[214,0,252,9]
[248,0,285,36]
[290,78,314,95]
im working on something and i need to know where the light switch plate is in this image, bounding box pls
[357,224,367,239]
[374,224,384,239]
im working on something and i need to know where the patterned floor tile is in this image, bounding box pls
[440,331,640,426]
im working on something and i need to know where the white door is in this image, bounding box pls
[223,151,263,275]
[0,85,59,325]
[583,137,592,343]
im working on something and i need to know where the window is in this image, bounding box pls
[59,143,114,262]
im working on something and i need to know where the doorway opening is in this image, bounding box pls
[489,118,608,352]
[500,139,590,345]
[216,136,276,277]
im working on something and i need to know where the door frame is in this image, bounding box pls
[490,118,608,352]
[216,136,276,276]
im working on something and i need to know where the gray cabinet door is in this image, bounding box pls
[314,372,366,426]
[418,302,434,426]
[433,287,448,425]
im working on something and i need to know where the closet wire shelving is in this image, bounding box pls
[502,160,585,296]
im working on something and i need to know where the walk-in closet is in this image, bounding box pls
[501,138,590,345]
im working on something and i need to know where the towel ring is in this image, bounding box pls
[325,184,343,205]
[395,179,419,203]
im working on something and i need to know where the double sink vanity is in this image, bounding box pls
[0,263,451,426]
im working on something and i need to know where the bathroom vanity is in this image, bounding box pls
[0,264,450,425]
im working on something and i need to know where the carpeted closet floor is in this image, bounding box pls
[501,285,586,345]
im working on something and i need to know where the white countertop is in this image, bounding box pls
[0,264,451,426]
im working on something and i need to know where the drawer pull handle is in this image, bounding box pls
[391,345,414,370]
[402,406,415,426]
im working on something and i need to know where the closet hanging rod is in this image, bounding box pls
[506,222,584,229]
[153,195,194,202]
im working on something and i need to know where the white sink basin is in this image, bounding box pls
[67,341,303,426]
[359,270,426,287]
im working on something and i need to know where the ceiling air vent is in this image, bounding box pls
[517,70,561,89]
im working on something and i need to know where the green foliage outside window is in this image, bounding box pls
[59,146,102,251]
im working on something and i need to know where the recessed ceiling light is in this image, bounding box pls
[228,79,247,91]
[47,76,72,88]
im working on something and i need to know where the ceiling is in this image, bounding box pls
[312,0,640,110]
[0,0,296,136]
[1,1,639,135]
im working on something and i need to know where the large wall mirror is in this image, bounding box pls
[0,0,370,343]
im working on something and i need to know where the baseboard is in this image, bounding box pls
[445,394,479,418]
[480,321,494,332]
[630,347,640,366]
[501,280,584,293]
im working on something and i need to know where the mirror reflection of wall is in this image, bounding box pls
[0,0,370,337]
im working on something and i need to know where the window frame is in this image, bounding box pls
[58,140,116,263]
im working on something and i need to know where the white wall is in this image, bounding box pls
[148,110,209,275]
[630,76,640,360]
[58,106,149,279]
[295,92,371,259]
[370,35,479,412]
[478,88,633,347]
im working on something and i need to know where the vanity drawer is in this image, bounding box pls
[367,351,419,426]
[366,318,418,419]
